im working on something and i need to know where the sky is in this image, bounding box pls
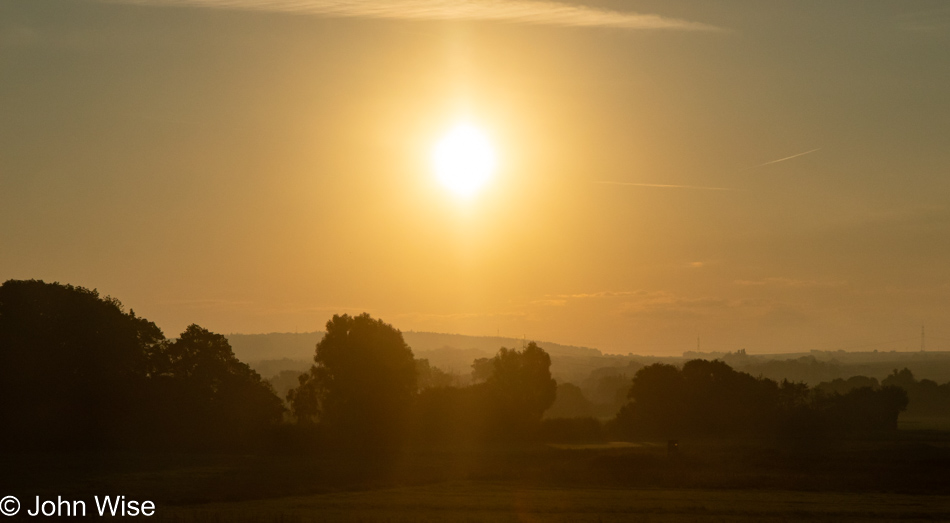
[1,0,949,355]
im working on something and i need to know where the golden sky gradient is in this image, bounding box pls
[1,0,949,354]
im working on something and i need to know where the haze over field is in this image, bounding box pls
[2,0,949,354]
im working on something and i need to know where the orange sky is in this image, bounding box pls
[1,1,949,354]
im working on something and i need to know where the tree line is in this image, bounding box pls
[0,280,283,450]
[611,359,908,439]
[0,280,557,450]
[0,279,915,452]
[286,312,557,448]
[817,369,950,420]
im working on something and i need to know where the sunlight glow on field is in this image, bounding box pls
[432,124,496,198]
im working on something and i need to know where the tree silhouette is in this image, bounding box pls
[0,280,163,449]
[614,359,908,439]
[410,342,558,444]
[471,357,494,383]
[416,358,459,390]
[544,382,595,419]
[614,363,685,437]
[481,342,557,439]
[0,280,284,450]
[148,325,285,447]
[289,313,417,446]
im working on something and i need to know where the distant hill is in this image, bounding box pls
[404,331,612,382]
[227,331,322,362]
[226,330,628,383]
[684,350,950,385]
[226,331,950,387]
[402,331,602,358]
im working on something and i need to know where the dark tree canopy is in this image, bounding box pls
[878,368,943,417]
[544,382,595,419]
[614,359,908,439]
[411,342,558,444]
[480,342,557,438]
[148,325,285,446]
[0,280,283,450]
[0,280,163,449]
[471,357,494,383]
[415,358,459,390]
[289,313,417,445]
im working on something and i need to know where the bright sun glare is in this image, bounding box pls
[432,124,496,198]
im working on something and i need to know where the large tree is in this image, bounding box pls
[480,342,557,439]
[614,359,908,439]
[148,325,285,447]
[0,279,163,448]
[0,280,283,450]
[289,313,417,446]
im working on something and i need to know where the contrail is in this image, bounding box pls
[593,181,738,191]
[748,148,821,170]
[98,0,718,30]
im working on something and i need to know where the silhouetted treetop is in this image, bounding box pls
[877,368,950,418]
[416,358,459,390]
[0,279,164,448]
[471,356,494,383]
[288,313,417,445]
[544,382,595,419]
[485,342,557,420]
[0,279,283,450]
[615,359,908,439]
[149,324,285,440]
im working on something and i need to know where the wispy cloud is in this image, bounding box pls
[618,291,763,317]
[530,291,634,306]
[746,148,821,170]
[531,299,568,306]
[159,298,255,309]
[733,277,845,288]
[101,0,717,30]
[158,298,370,315]
[392,310,529,321]
[550,290,636,299]
[593,181,738,191]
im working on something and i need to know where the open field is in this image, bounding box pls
[4,433,950,521]
[157,482,950,522]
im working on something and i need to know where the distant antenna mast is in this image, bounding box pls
[523,334,526,349]
[921,325,925,351]
[697,336,700,352]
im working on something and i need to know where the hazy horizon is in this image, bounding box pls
[224,328,944,359]
[2,0,949,355]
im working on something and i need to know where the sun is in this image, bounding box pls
[431,124,497,198]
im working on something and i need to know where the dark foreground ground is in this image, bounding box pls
[159,483,950,522]
[3,433,950,521]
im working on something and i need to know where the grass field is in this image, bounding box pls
[158,482,950,522]
[5,434,950,522]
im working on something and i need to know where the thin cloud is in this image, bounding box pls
[531,299,568,306]
[157,298,370,315]
[593,181,738,191]
[101,0,717,30]
[747,148,821,170]
[733,277,846,288]
[618,291,762,317]
[393,310,528,321]
[549,291,637,299]
[158,298,254,308]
